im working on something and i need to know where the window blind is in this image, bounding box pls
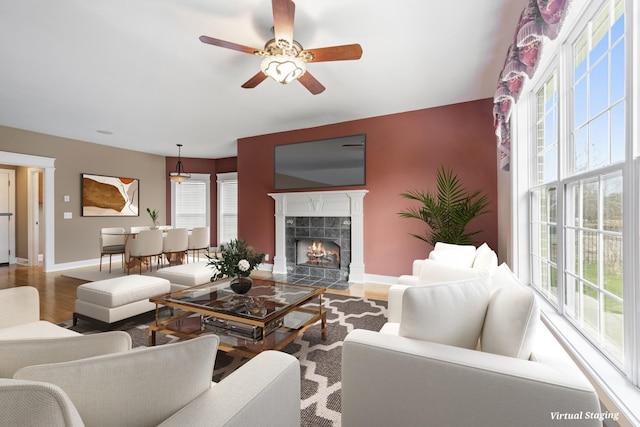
[219,179,237,244]
[175,181,207,229]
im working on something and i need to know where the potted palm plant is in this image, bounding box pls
[399,165,490,247]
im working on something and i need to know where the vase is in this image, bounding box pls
[230,276,252,294]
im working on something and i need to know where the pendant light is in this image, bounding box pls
[169,144,191,183]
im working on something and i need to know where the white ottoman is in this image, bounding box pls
[154,261,216,291]
[73,275,170,330]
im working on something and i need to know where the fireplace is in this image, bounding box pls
[269,190,368,283]
[285,216,350,281]
[296,239,340,269]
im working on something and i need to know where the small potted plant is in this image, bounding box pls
[146,208,159,229]
[206,238,265,294]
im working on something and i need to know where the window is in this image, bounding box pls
[530,73,559,306]
[217,172,237,246]
[563,0,626,365]
[171,173,210,229]
[565,173,623,362]
[572,0,626,172]
[521,0,631,378]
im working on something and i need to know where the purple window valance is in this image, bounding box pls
[493,0,572,171]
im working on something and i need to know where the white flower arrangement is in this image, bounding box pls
[207,238,265,281]
[237,259,250,272]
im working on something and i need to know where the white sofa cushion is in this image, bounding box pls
[399,277,491,349]
[418,259,488,284]
[0,321,80,340]
[429,243,477,268]
[482,264,540,359]
[154,261,215,286]
[490,262,518,293]
[472,243,498,274]
[15,335,219,427]
[0,331,131,378]
[76,275,170,308]
[433,242,476,253]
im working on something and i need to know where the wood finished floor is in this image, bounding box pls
[0,264,390,324]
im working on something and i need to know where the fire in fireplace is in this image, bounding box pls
[296,239,340,270]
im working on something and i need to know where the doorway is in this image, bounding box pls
[0,151,55,271]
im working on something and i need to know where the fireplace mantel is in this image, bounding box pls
[268,190,368,283]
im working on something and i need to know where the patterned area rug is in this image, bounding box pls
[64,293,388,426]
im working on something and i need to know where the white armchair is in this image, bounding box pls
[0,379,84,427]
[5,334,300,426]
[391,242,498,323]
[342,265,602,427]
[0,287,79,339]
[0,332,131,378]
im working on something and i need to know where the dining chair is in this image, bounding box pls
[129,226,150,234]
[99,227,125,273]
[162,228,188,266]
[187,227,210,262]
[126,229,163,274]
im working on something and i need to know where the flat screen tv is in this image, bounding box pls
[274,134,366,190]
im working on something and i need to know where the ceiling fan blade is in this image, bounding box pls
[199,35,261,55]
[303,44,363,62]
[272,0,295,47]
[241,71,268,89]
[298,72,325,95]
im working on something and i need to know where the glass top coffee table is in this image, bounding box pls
[148,277,327,355]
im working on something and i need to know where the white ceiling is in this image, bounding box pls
[0,0,526,159]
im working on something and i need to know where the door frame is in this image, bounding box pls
[28,168,42,266]
[0,151,55,271]
[0,168,16,265]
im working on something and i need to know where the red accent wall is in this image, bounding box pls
[165,156,237,245]
[237,98,499,277]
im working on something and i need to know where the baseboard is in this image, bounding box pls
[363,273,398,285]
[49,258,103,272]
[257,262,274,272]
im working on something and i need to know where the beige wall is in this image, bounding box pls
[0,125,167,265]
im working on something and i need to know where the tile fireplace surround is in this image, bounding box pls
[269,190,368,284]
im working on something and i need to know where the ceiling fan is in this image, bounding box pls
[199,0,363,95]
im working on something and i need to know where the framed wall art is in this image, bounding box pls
[81,173,139,217]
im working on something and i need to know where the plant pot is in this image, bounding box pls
[230,276,253,294]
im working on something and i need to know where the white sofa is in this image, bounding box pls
[0,287,80,339]
[391,242,498,323]
[2,333,301,426]
[342,264,602,427]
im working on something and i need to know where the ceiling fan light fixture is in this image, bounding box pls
[169,144,191,183]
[260,54,306,84]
